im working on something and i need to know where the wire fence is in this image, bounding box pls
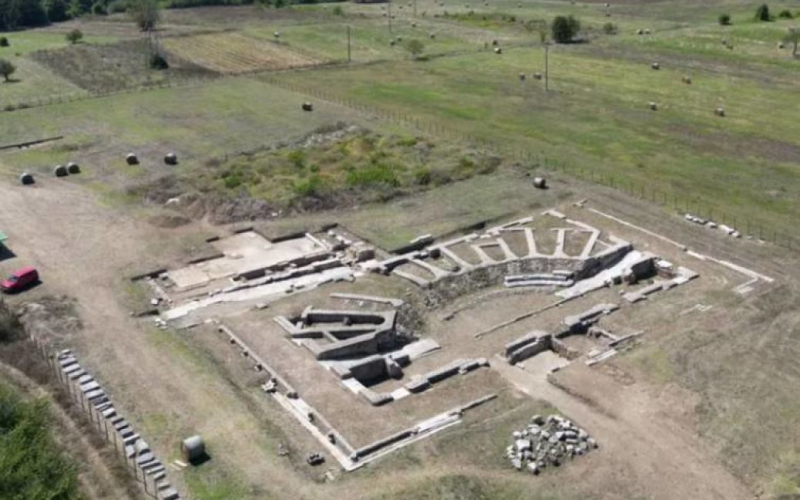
[2,53,796,253]
[262,74,799,253]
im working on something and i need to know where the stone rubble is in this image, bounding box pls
[506,414,597,475]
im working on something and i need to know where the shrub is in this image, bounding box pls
[65,29,83,44]
[405,39,425,59]
[332,5,343,15]
[287,149,306,168]
[221,169,244,189]
[292,175,323,197]
[551,15,580,44]
[778,10,793,19]
[0,300,20,342]
[718,13,731,25]
[0,37,8,47]
[755,4,771,22]
[413,166,432,185]
[345,163,399,187]
[0,59,16,82]
[149,53,168,69]
[602,22,617,34]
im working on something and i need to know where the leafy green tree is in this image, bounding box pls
[755,4,771,22]
[67,0,91,18]
[0,0,48,29]
[0,59,16,82]
[551,15,580,44]
[44,0,70,21]
[129,0,159,30]
[779,10,793,19]
[66,28,83,44]
[718,13,731,25]
[405,39,424,59]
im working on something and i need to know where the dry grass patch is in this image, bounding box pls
[162,32,321,74]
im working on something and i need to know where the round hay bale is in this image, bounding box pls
[682,75,692,84]
[519,72,526,81]
[164,152,178,165]
[412,22,417,28]
[67,162,80,174]
[274,31,280,39]
[302,102,314,112]
[715,107,725,117]
[125,153,139,165]
[778,42,785,49]
[181,435,206,464]
[396,36,402,42]
[494,47,502,54]
[53,164,68,177]
[648,101,658,111]
[491,39,498,46]
[636,29,643,35]
[533,177,547,189]
[644,28,651,35]
[651,62,660,70]
[430,33,436,39]
[533,72,543,80]
[19,173,34,185]
[389,39,395,45]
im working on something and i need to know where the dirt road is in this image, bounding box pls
[0,179,322,498]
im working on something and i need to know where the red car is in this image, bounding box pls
[1,267,39,293]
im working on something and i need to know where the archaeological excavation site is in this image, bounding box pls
[119,199,774,485]
[5,2,800,498]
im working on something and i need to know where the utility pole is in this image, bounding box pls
[544,42,550,92]
[347,25,352,62]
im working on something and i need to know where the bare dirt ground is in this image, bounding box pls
[0,179,330,497]
[495,360,750,500]
[0,164,793,499]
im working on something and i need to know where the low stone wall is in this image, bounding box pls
[424,257,579,307]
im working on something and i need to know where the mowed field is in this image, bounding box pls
[162,32,321,73]
[2,1,800,499]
